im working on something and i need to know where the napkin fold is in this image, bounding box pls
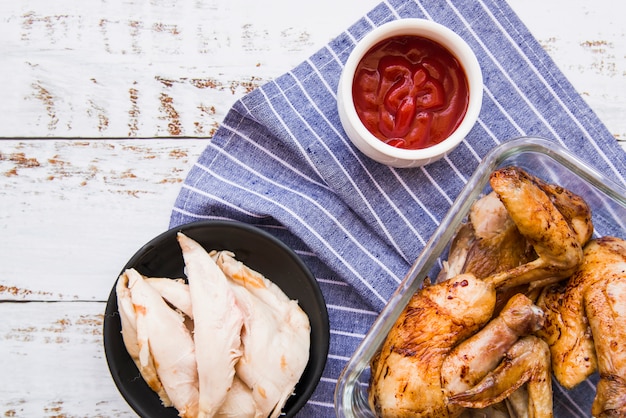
[170,0,626,416]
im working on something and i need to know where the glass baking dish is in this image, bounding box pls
[334,136,626,418]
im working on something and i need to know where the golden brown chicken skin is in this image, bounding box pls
[536,236,626,418]
[368,276,551,417]
[442,167,592,296]
[462,191,536,281]
[586,265,626,417]
[536,237,626,390]
[369,167,597,417]
[485,166,590,291]
[536,281,597,389]
[369,274,496,418]
[441,293,545,398]
[531,174,594,246]
[447,335,552,417]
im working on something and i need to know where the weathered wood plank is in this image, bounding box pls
[0,301,134,417]
[0,0,624,141]
[1,139,207,301]
[509,0,626,142]
[0,0,381,138]
[0,1,624,416]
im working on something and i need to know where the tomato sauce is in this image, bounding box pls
[352,35,469,150]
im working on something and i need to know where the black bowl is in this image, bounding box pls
[103,220,330,417]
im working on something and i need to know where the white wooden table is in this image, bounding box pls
[1,0,624,416]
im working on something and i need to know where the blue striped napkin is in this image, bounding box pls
[170,0,626,416]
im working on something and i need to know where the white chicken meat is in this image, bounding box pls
[123,268,200,417]
[116,270,173,407]
[213,250,311,418]
[177,233,244,418]
[117,233,311,418]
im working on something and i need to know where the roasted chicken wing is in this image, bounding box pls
[451,191,535,281]
[369,274,496,417]
[369,276,550,417]
[370,166,595,418]
[485,166,591,291]
[440,166,592,303]
[586,262,626,417]
[448,335,552,417]
[441,294,545,398]
[537,236,626,416]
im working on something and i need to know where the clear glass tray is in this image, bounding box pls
[334,136,626,418]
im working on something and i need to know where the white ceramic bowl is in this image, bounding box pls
[337,18,483,168]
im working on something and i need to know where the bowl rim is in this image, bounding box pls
[338,18,483,162]
[103,219,330,418]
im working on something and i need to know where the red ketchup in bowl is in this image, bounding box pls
[352,35,469,150]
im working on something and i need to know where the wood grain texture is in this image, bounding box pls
[509,0,626,143]
[0,0,624,415]
[1,139,207,301]
[0,302,134,416]
[1,0,382,138]
[1,0,624,141]
[1,139,204,415]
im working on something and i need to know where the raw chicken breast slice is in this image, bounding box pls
[116,270,172,407]
[126,268,199,418]
[213,250,311,418]
[177,233,244,418]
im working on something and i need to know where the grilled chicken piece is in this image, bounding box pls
[441,293,545,396]
[369,276,551,418]
[437,192,528,283]
[585,241,626,417]
[531,174,593,246]
[441,293,552,418]
[177,233,244,418]
[438,191,537,314]
[370,167,595,417]
[448,335,552,417]
[441,167,593,290]
[444,294,552,417]
[213,250,311,418]
[439,222,475,282]
[369,273,496,417]
[535,237,625,388]
[124,268,199,417]
[538,236,626,415]
[440,166,593,312]
[485,167,591,291]
[462,191,536,280]
[536,283,596,388]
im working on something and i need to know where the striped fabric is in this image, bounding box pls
[170,0,626,416]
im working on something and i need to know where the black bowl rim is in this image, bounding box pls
[103,219,330,417]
